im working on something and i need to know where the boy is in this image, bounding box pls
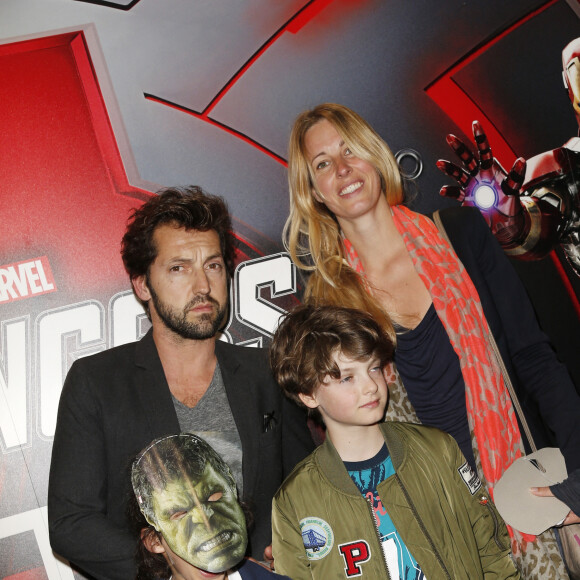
[269,304,519,579]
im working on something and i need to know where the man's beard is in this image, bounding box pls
[148,286,227,340]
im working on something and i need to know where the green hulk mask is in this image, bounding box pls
[131,434,248,573]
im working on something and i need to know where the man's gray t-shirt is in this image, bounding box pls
[172,363,244,495]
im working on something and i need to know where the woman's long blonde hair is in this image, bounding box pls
[284,103,405,341]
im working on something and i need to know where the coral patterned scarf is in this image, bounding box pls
[343,204,525,498]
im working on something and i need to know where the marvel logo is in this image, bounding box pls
[0,257,56,303]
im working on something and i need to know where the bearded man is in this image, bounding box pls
[48,186,313,580]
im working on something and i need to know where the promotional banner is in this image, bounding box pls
[1,0,579,576]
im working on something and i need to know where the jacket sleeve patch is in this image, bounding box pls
[458,461,482,495]
[299,517,334,560]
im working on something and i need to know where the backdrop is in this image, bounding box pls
[1,0,579,577]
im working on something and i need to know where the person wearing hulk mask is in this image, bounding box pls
[131,433,289,580]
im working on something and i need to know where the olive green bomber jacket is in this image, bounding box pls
[272,422,520,579]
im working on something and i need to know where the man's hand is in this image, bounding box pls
[437,120,526,235]
[530,486,580,525]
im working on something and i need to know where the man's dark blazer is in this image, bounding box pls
[48,330,314,580]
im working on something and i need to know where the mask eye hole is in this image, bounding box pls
[169,510,187,521]
[208,491,223,502]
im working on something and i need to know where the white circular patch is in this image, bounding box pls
[299,516,334,561]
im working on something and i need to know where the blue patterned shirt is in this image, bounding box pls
[345,444,426,580]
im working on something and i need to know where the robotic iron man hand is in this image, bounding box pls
[437,37,580,275]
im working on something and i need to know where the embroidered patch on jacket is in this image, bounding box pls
[299,517,334,560]
[458,461,482,495]
[339,540,371,577]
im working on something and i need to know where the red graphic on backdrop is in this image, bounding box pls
[425,0,579,316]
[0,32,151,298]
[425,0,559,168]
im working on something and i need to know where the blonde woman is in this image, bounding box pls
[284,103,580,578]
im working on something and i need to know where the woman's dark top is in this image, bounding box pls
[394,303,476,470]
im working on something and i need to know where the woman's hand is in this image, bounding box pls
[530,486,580,525]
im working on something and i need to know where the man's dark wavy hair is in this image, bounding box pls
[121,186,237,282]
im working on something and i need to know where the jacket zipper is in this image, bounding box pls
[395,474,452,580]
[365,496,392,580]
[479,495,507,550]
